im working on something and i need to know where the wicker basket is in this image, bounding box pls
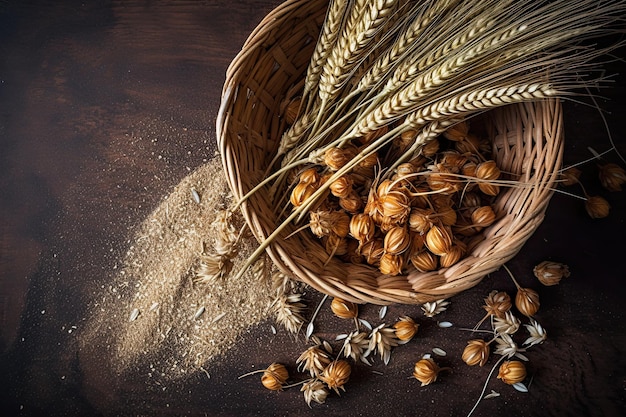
[217,0,564,305]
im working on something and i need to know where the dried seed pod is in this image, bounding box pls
[462,161,478,178]
[409,208,435,234]
[455,133,482,154]
[412,358,441,386]
[383,226,411,255]
[426,170,461,194]
[299,167,320,185]
[425,225,453,256]
[331,297,358,319]
[421,138,440,158]
[559,166,582,186]
[410,249,438,272]
[515,287,540,317]
[356,150,379,169]
[380,192,411,223]
[440,150,467,171]
[533,261,571,286]
[462,339,490,367]
[301,379,329,406]
[476,160,501,196]
[330,211,350,238]
[439,244,465,268]
[350,213,376,243]
[443,120,469,142]
[324,148,351,171]
[483,290,512,319]
[320,360,351,394]
[325,234,348,256]
[599,162,626,192]
[330,175,354,198]
[497,360,527,385]
[471,205,497,227]
[460,192,482,209]
[363,125,388,144]
[339,190,363,214]
[309,210,334,238]
[361,239,384,265]
[291,182,318,207]
[394,316,419,343]
[379,253,404,276]
[261,363,289,391]
[585,195,610,219]
[394,129,416,153]
[396,162,417,178]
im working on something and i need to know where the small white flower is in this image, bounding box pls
[342,331,371,365]
[301,379,329,407]
[421,299,450,317]
[494,334,528,361]
[366,324,399,365]
[492,310,520,335]
[523,319,547,347]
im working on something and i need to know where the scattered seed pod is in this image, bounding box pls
[533,261,570,286]
[412,358,442,386]
[598,162,626,192]
[261,363,289,391]
[559,166,582,186]
[462,339,490,367]
[291,182,318,207]
[394,316,419,343]
[584,195,610,219]
[515,287,540,317]
[497,360,527,385]
[320,360,351,394]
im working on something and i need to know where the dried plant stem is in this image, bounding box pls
[502,264,522,290]
[466,355,507,417]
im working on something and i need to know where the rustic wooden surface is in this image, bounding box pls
[1,1,625,416]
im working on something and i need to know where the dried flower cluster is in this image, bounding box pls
[463,265,552,416]
[290,121,507,276]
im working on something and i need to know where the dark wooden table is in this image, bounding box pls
[1,1,625,416]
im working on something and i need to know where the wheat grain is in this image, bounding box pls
[355,0,458,93]
[404,84,559,127]
[302,0,348,112]
[318,0,398,104]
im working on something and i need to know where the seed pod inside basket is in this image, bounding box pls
[476,160,501,196]
[425,224,453,256]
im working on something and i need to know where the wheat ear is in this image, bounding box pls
[302,0,348,114]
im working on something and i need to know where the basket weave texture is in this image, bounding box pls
[217,0,564,305]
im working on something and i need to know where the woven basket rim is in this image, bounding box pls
[217,0,565,305]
